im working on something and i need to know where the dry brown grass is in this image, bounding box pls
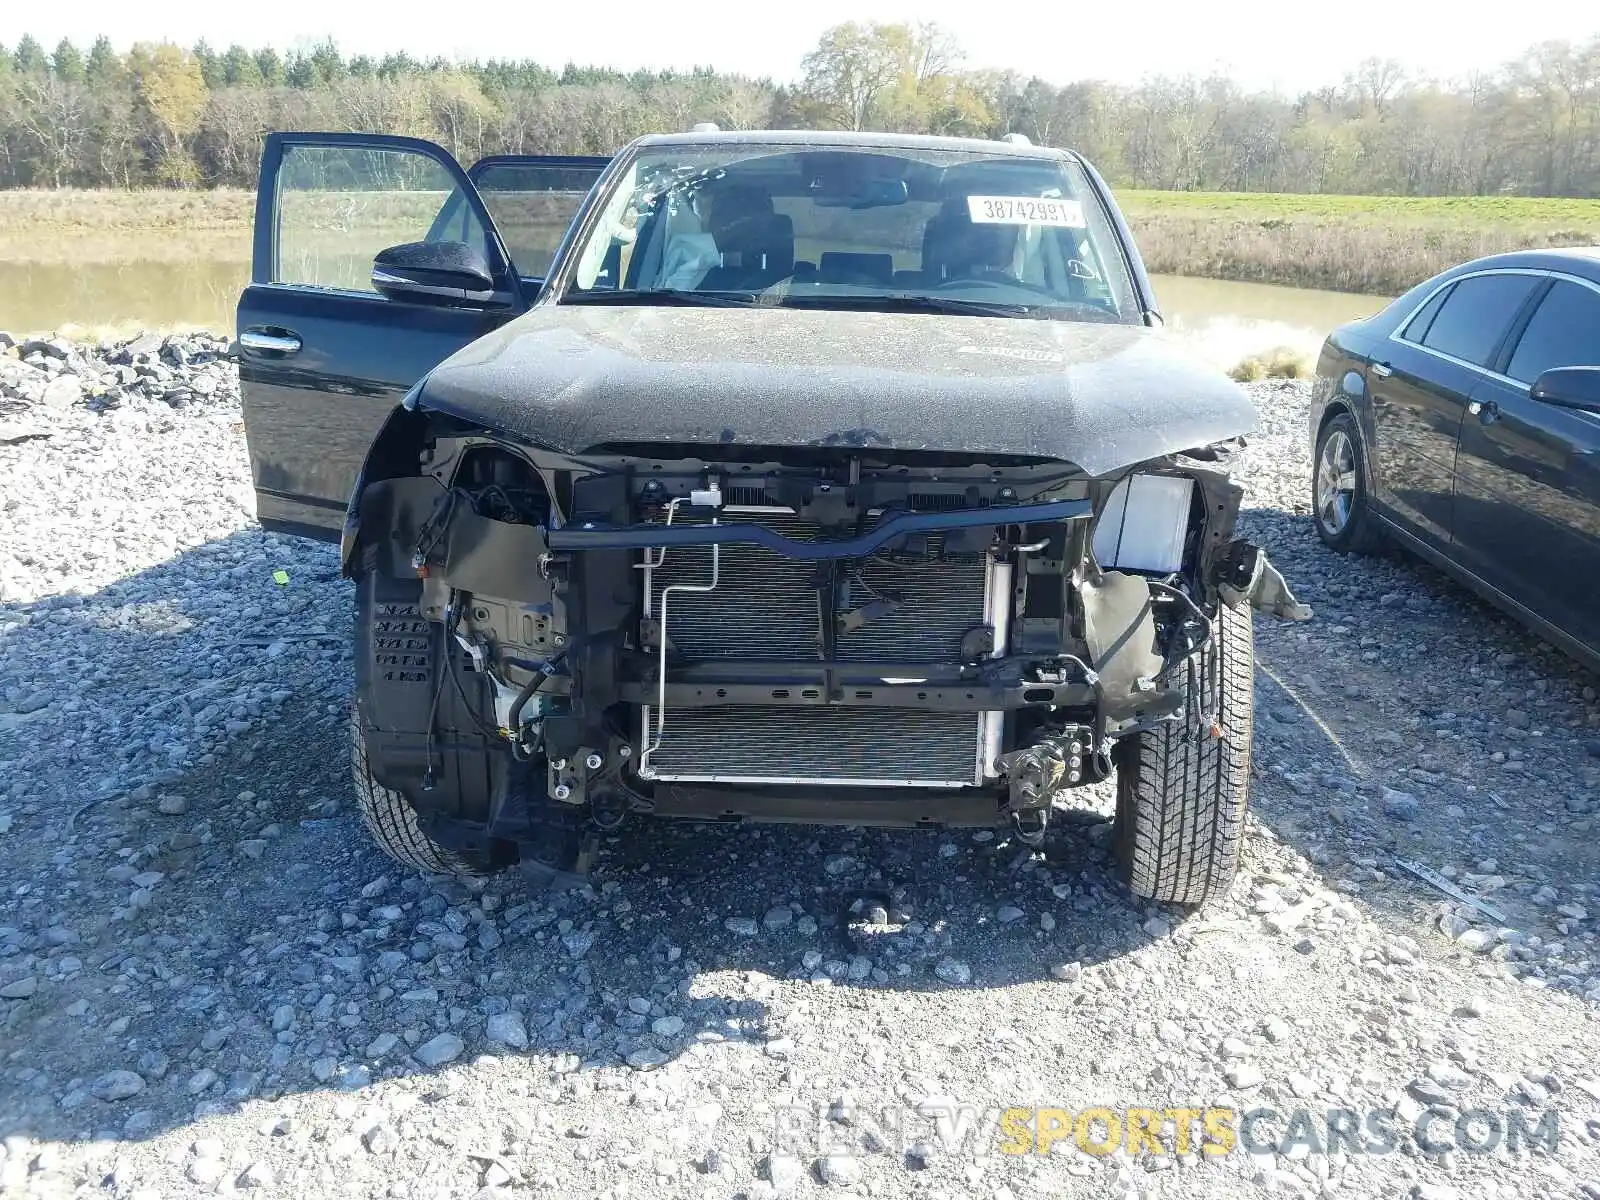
[1125,207,1599,295]
[0,191,253,264]
[1,188,254,231]
[1228,345,1315,382]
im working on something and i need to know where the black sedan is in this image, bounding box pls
[1309,248,1600,672]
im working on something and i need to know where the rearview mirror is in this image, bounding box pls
[810,176,909,209]
[371,241,497,306]
[1530,366,1600,414]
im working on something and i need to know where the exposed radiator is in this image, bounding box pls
[651,513,821,661]
[647,512,989,664]
[640,508,992,787]
[646,706,981,786]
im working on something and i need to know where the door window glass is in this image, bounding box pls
[1506,280,1600,383]
[1419,273,1539,366]
[1398,284,1452,344]
[473,162,606,279]
[276,144,491,292]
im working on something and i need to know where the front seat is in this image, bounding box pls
[921,197,1020,285]
[699,185,794,290]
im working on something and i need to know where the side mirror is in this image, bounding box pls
[1530,365,1600,414]
[371,241,498,306]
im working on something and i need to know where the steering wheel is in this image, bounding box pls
[937,271,1075,302]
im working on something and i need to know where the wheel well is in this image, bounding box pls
[1314,399,1383,505]
[341,406,433,578]
[1316,399,1354,442]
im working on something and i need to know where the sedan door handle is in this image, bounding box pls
[238,329,302,355]
[1369,361,1394,379]
[1468,399,1500,424]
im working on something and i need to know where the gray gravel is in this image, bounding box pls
[2,337,1598,1199]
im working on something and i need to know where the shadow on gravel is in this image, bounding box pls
[0,531,1167,1152]
[5,505,1597,1151]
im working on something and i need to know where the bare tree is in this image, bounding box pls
[15,74,91,185]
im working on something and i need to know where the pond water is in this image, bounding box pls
[0,253,1392,356]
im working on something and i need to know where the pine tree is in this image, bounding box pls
[221,45,262,88]
[86,36,119,83]
[253,46,283,87]
[13,34,49,74]
[51,39,85,83]
[193,40,225,90]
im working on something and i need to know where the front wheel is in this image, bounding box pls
[1112,602,1254,906]
[349,708,501,876]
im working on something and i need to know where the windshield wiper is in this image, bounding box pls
[772,293,1049,319]
[562,288,763,308]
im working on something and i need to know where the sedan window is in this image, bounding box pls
[1419,273,1540,367]
[1398,283,1452,344]
[1506,280,1600,384]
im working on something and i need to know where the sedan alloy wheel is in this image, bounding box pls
[1315,428,1357,536]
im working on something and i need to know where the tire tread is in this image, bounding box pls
[348,708,494,877]
[1114,602,1254,905]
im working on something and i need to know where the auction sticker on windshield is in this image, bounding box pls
[967,196,1086,227]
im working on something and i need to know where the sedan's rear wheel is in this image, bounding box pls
[1312,412,1384,553]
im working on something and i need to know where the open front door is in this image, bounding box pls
[235,134,610,540]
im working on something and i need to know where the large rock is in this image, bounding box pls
[90,1070,146,1101]
[485,1012,528,1050]
[19,337,69,360]
[40,375,83,411]
[413,1033,464,1067]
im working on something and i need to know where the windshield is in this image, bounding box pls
[560,143,1141,322]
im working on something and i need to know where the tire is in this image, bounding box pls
[1312,411,1384,553]
[1112,601,1254,906]
[349,708,499,877]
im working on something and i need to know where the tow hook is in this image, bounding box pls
[1010,808,1049,847]
[1003,724,1103,845]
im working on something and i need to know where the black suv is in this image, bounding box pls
[235,128,1307,905]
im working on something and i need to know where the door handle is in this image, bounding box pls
[1468,399,1500,424]
[1369,361,1394,379]
[238,329,302,355]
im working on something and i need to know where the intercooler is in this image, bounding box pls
[638,509,998,787]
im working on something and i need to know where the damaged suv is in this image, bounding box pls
[236,129,1307,905]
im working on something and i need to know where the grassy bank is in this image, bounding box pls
[1118,190,1600,295]
[0,189,253,264]
[4,187,1599,295]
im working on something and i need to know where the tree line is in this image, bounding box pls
[1,23,1597,196]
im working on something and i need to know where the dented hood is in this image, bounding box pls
[416,305,1255,477]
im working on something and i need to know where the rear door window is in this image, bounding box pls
[1505,280,1600,383]
[471,161,608,279]
[1398,284,1452,344]
[1419,273,1540,366]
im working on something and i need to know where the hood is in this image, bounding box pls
[417,305,1255,477]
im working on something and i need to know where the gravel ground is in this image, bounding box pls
[1,334,1598,1200]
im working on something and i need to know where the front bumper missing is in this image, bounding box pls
[546,496,1093,556]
